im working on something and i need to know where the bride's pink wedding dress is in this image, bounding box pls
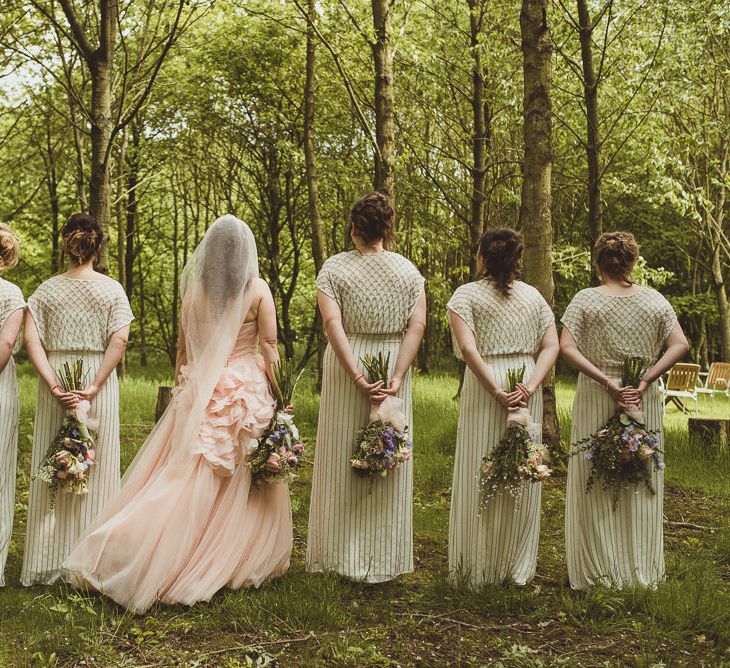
[64,320,292,613]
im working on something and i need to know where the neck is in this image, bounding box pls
[601,276,633,289]
[354,239,384,254]
[66,260,95,274]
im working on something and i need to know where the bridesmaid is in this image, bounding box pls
[21,214,133,586]
[561,231,688,589]
[307,192,426,583]
[447,228,558,587]
[0,224,25,586]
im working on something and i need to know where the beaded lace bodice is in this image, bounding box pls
[316,251,425,335]
[28,276,133,352]
[561,287,677,368]
[447,279,554,358]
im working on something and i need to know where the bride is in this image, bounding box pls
[64,215,292,613]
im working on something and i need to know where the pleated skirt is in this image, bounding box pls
[565,371,664,589]
[0,358,19,586]
[449,353,543,587]
[21,351,121,586]
[307,334,413,583]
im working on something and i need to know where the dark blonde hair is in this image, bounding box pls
[0,223,20,273]
[62,213,103,265]
[594,231,640,282]
[477,227,523,296]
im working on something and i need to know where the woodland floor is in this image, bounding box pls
[1,367,729,667]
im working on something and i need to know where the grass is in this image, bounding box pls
[1,363,729,666]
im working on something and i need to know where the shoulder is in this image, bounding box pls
[30,275,61,300]
[388,251,421,273]
[451,280,481,300]
[0,277,23,300]
[639,286,674,310]
[513,280,545,300]
[254,276,273,298]
[567,287,595,306]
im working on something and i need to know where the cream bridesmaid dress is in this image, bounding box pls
[0,277,24,586]
[447,279,554,587]
[21,276,133,586]
[562,286,678,589]
[307,250,425,583]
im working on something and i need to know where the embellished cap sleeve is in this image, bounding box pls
[656,294,678,346]
[537,293,555,338]
[27,283,50,348]
[0,280,25,331]
[447,284,475,334]
[406,265,426,318]
[560,290,587,346]
[316,257,340,305]
[108,283,134,339]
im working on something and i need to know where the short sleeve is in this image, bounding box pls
[108,284,134,338]
[0,284,25,331]
[657,295,678,346]
[447,285,475,333]
[407,268,425,318]
[27,288,48,348]
[560,291,585,345]
[537,294,555,337]
[316,258,339,304]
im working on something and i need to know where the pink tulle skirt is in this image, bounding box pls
[63,357,292,614]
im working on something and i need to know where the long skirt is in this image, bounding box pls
[448,353,543,587]
[307,334,414,583]
[0,358,19,586]
[565,370,664,589]
[21,351,121,586]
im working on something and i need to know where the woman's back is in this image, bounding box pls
[316,250,424,335]
[28,275,131,352]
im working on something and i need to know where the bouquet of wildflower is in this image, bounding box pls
[478,364,551,512]
[33,360,97,508]
[351,352,412,489]
[573,356,664,510]
[248,358,305,486]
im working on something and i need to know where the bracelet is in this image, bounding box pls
[352,374,364,384]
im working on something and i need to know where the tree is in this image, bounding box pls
[520,0,561,456]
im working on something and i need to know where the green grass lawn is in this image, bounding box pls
[1,365,729,667]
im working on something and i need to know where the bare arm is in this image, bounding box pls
[75,326,130,401]
[318,289,383,399]
[560,326,627,406]
[375,291,428,401]
[448,310,523,410]
[517,323,560,400]
[24,314,79,409]
[637,323,689,395]
[257,281,280,385]
[0,309,23,374]
[175,320,187,383]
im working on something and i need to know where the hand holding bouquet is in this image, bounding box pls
[351,352,412,490]
[248,359,305,486]
[573,356,664,510]
[478,365,551,512]
[33,360,98,508]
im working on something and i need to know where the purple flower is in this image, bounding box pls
[656,459,665,471]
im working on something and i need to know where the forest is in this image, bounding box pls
[0,0,727,375]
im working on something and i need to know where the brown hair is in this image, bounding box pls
[351,192,394,245]
[62,213,103,265]
[594,231,640,282]
[0,223,19,273]
[477,228,523,296]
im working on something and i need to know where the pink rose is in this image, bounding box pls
[535,464,551,480]
[85,448,96,462]
[266,453,282,473]
[55,450,71,467]
[292,443,304,455]
[401,449,411,461]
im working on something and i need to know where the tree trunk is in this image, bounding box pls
[303,0,326,388]
[520,0,562,463]
[576,0,603,283]
[45,125,61,274]
[115,130,127,378]
[88,57,114,272]
[125,123,140,301]
[371,0,396,207]
[711,243,730,361]
[468,0,488,278]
